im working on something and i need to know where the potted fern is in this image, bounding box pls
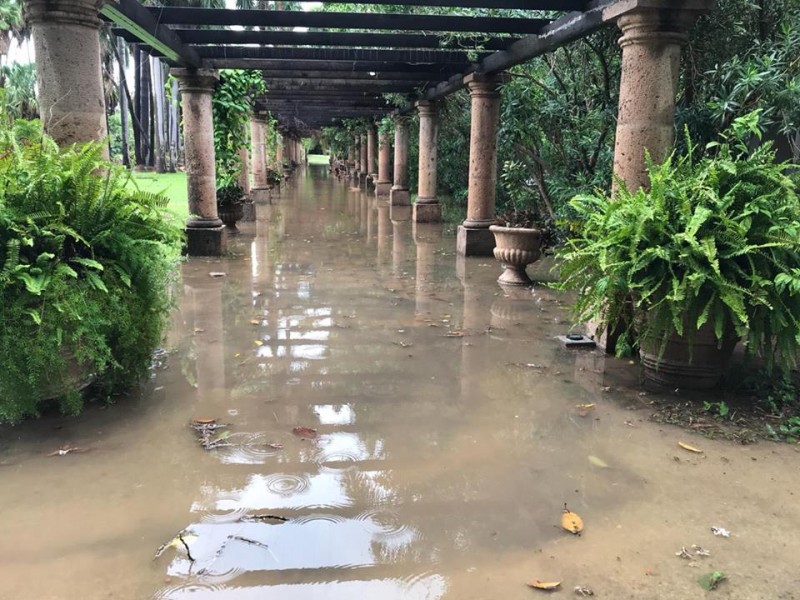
[559,112,800,389]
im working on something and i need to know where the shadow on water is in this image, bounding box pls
[2,163,800,599]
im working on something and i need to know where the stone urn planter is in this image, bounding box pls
[40,352,95,402]
[489,225,543,286]
[640,323,738,390]
[218,203,244,232]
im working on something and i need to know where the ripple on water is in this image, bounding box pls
[291,512,347,526]
[199,493,248,523]
[355,508,410,538]
[263,473,310,496]
[152,582,226,599]
[215,432,285,465]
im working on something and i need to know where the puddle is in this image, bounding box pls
[1,167,800,599]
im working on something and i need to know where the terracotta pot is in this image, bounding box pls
[218,203,244,231]
[640,322,737,390]
[489,226,543,286]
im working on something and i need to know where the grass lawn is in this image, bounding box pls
[307,154,329,165]
[128,171,189,224]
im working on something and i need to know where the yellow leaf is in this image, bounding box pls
[561,506,584,534]
[250,319,260,325]
[254,340,264,346]
[576,403,595,410]
[678,441,703,453]
[527,580,561,590]
[588,455,609,468]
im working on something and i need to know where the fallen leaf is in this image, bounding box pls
[254,340,264,346]
[250,319,260,325]
[697,570,726,591]
[678,441,703,453]
[266,442,284,449]
[710,526,730,538]
[527,580,561,591]
[192,418,216,425]
[208,272,226,278]
[292,426,317,438]
[444,331,464,337]
[576,403,595,410]
[574,586,594,597]
[588,455,609,468]
[561,504,584,535]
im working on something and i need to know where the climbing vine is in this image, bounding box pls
[211,69,266,188]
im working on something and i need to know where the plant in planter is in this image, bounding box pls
[216,178,245,231]
[490,207,554,286]
[559,112,800,389]
[0,118,182,423]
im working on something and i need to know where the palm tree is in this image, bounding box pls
[0,61,37,119]
[0,0,25,66]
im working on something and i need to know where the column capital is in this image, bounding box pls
[24,0,104,28]
[610,2,713,48]
[172,68,219,94]
[463,72,504,97]
[415,100,439,118]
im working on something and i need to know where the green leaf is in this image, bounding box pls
[698,571,726,591]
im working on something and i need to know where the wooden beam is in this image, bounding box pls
[194,46,485,65]
[206,59,470,73]
[261,70,457,81]
[169,28,519,51]
[313,0,586,8]
[424,0,614,100]
[266,79,425,91]
[146,7,549,35]
[102,0,201,67]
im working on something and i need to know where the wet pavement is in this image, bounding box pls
[1,165,800,599]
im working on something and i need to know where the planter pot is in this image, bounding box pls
[218,203,244,232]
[640,323,737,390]
[40,353,95,401]
[489,226,543,286]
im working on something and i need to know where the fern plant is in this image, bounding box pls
[0,118,182,423]
[559,111,800,374]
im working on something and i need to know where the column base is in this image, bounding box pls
[250,187,271,203]
[390,188,410,206]
[375,181,392,198]
[457,225,495,256]
[413,202,441,223]
[186,225,226,257]
[241,201,256,222]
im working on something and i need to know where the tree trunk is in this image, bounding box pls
[151,56,167,173]
[117,38,130,167]
[133,44,144,165]
[169,77,180,171]
[140,51,153,167]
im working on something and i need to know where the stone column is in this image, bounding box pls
[25,0,107,148]
[376,128,392,198]
[414,101,441,223]
[276,134,284,169]
[390,116,410,208]
[250,114,270,202]
[457,73,503,256]
[359,133,368,182]
[367,125,377,181]
[239,144,256,221]
[610,2,711,192]
[353,134,361,179]
[173,69,224,256]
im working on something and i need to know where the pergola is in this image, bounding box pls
[24,0,715,256]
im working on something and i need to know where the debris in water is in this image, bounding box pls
[392,341,413,348]
[576,403,595,417]
[254,340,264,346]
[574,586,594,596]
[528,580,561,591]
[208,272,226,278]
[676,545,710,560]
[711,526,731,538]
[697,570,726,591]
[292,426,318,439]
[47,445,90,457]
[154,530,197,561]
[678,441,703,453]
[443,330,465,337]
[239,514,290,523]
[250,319,260,325]
[561,503,584,535]
[588,455,609,468]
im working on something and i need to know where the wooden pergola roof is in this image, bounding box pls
[103,0,618,130]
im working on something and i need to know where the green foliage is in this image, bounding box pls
[0,64,38,120]
[0,116,182,423]
[211,69,266,187]
[559,113,800,375]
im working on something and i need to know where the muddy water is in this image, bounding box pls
[2,166,800,600]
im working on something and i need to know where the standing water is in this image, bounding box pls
[1,165,799,599]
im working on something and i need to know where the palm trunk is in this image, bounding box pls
[151,56,167,173]
[169,77,180,171]
[133,44,144,165]
[140,51,153,167]
[117,38,130,167]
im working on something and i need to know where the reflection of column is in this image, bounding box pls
[389,117,410,207]
[375,128,392,198]
[173,68,224,256]
[26,0,108,148]
[362,193,372,238]
[610,2,709,192]
[457,256,494,399]
[391,214,412,278]
[367,125,377,181]
[184,270,227,411]
[377,202,391,263]
[414,101,441,223]
[413,223,442,317]
[250,114,270,203]
[457,73,502,256]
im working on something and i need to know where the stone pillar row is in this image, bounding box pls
[366,125,377,181]
[376,128,393,198]
[390,117,410,208]
[413,101,441,224]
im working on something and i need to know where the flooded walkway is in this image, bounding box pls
[2,165,800,599]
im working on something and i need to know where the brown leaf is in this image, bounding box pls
[292,426,317,438]
[527,580,561,591]
[561,504,584,535]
